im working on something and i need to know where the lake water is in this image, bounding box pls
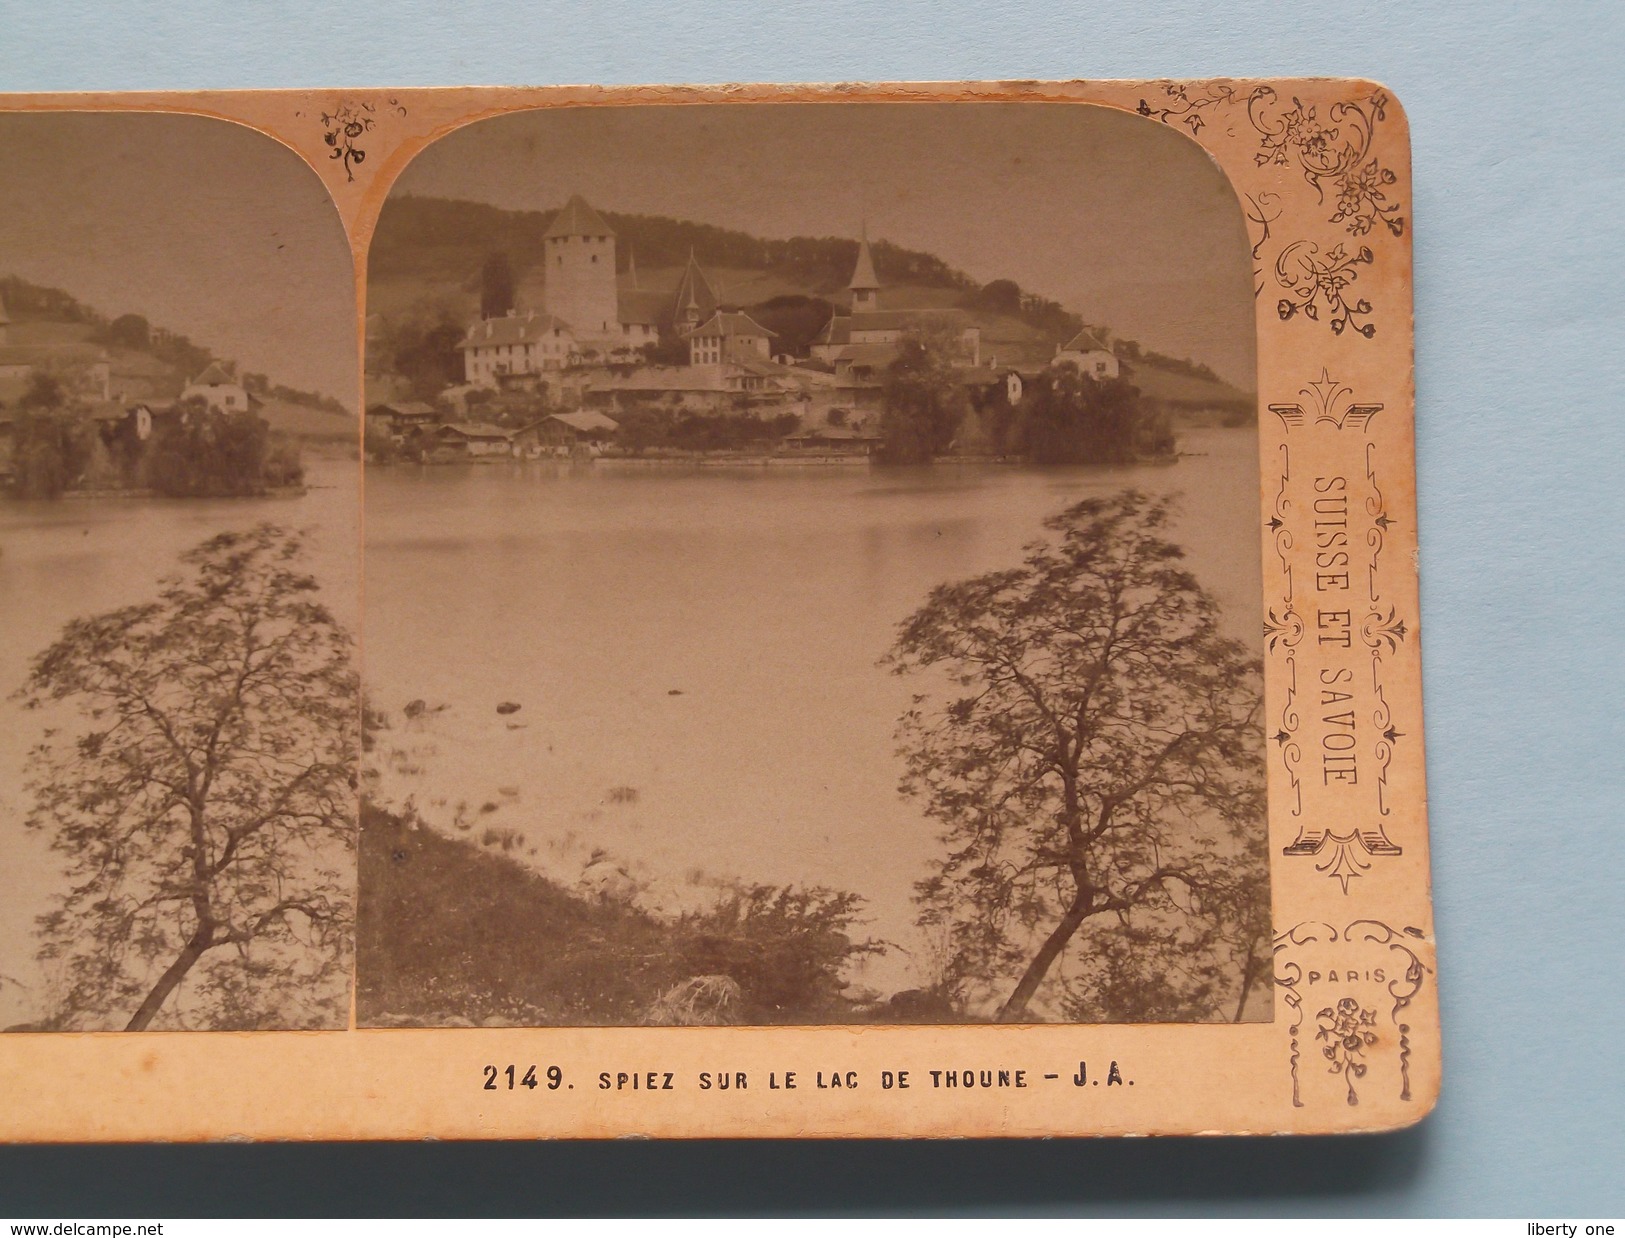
[0,456,358,1028]
[0,431,1265,1024]
[362,427,1264,996]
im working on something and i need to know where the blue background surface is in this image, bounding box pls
[0,0,1620,1218]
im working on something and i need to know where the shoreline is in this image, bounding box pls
[598,453,876,468]
[366,448,1188,471]
[2,484,310,502]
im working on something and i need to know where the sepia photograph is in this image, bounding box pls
[0,112,360,1032]
[9,0,1623,1213]
[358,101,1270,1029]
[0,78,1443,1145]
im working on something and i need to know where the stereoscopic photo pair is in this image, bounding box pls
[0,84,1434,1140]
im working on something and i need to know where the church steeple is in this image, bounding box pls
[673,248,718,330]
[849,223,880,313]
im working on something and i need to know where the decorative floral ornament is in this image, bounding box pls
[1135,82,1240,135]
[1137,82,1404,338]
[1263,607,1305,652]
[1317,997,1380,1105]
[1275,241,1377,337]
[1363,605,1410,654]
[318,98,406,183]
[1249,88,1406,240]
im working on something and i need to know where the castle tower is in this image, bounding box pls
[543,194,619,340]
[849,224,880,313]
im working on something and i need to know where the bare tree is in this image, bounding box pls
[16,525,357,1031]
[885,491,1267,1023]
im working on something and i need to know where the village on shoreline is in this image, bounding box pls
[365,195,1253,470]
[0,195,1255,498]
[0,280,354,501]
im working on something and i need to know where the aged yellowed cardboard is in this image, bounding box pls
[0,81,1434,1139]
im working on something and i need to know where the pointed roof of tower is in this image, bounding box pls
[672,250,719,322]
[848,225,880,292]
[544,194,615,239]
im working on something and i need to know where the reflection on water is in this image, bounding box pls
[0,458,358,1028]
[363,429,1263,993]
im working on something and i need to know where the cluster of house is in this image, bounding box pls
[365,194,1122,459]
[368,403,625,461]
[0,293,268,480]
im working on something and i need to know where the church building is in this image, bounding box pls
[812,227,982,368]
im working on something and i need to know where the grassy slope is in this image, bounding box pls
[1129,362,1254,411]
[355,803,890,1028]
[357,803,679,1026]
[3,290,356,432]
[3,320,100,346]
[254,397,356,441]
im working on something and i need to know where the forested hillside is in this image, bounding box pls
[370,194,976,295]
